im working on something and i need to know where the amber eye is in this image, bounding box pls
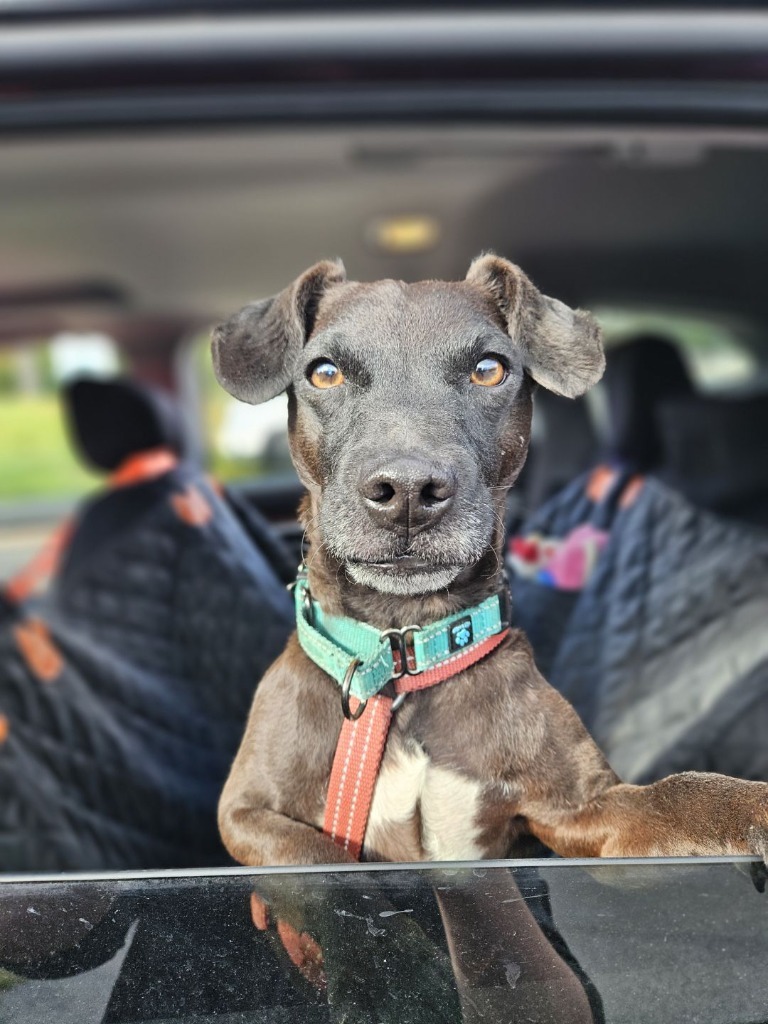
[470,356,507,387]
[309,360,345,389]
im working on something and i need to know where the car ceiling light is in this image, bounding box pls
[366,215,440,254]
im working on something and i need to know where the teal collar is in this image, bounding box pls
[294,570,510,716]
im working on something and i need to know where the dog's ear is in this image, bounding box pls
[211,259,346,404]
[466,254,604,398]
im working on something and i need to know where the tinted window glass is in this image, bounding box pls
[0,858,764,1024]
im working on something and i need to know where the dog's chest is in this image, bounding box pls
[362,737,487,862]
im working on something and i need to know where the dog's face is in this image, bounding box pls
[212,255,604,595]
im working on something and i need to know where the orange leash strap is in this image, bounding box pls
[324,693,394,860]
[323,628,511,859]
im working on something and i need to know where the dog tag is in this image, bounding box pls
[448,617,474,652]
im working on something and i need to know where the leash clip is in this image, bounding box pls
[380,625,421,680]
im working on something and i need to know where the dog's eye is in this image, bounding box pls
[470,357,507,387]
[308,360,345,389]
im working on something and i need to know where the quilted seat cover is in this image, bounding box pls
[0,466,294,871]
[512,474,768,785]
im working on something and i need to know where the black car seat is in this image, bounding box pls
[655,391,768,527]
[602,332,696,472]
[509,336,768,785]
[515,389,599,519]
[0,377,294,871]
[509,333,691,530]
[603,333,768,526]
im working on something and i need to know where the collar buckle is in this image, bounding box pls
[380,625,422,679]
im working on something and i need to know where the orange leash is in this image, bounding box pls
[323,628,510,859]
[324,693,395,860]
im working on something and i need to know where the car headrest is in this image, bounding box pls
[656,392,768,511]
[604,335,695,471]
[62,377,186,473]
[525,390,598,508]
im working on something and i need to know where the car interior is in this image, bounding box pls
[1,8,768,1020]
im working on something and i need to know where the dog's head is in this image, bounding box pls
[212,255,604,596]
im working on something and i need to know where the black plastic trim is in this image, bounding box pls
[3,13,768,133]
[0,853,760,885]
[4,83,768,136]
[2,2,768,24]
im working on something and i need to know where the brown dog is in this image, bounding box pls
[214,254,768,873]
[212,255,768,1022]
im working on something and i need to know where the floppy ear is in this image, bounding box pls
[466,254,604,398]
[211,259,346,404]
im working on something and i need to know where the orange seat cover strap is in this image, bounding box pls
[3,447,179,604]
[4,521,75,604]
[108,447,178,489]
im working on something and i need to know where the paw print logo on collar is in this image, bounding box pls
[449,617,473,652]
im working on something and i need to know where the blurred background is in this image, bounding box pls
[2,3,768,573]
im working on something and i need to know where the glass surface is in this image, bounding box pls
[0,858,765,1024]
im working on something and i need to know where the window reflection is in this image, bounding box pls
[0,859,764,1024]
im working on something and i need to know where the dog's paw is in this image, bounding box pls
[747,820,768,860]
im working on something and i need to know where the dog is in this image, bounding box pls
[212,254,768,1020]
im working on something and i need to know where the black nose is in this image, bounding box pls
[359,457,457,533]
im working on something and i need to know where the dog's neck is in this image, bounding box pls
[299,494,508,630]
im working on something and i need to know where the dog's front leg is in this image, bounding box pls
[219,802,355,873]
[218,649,460,1023]
[525,772,768,863]
[224,815,461,1023]
[511,673,768,866]
[218,642,358,875]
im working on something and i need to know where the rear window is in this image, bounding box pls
[0,334,120,503]
[595,309,757,393]
[193,335,292,486]
[0,334,123,579]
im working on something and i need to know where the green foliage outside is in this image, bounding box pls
[0,394,100,502]
[0,346,55,396]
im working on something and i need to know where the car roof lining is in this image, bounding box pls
[3,124,768,350]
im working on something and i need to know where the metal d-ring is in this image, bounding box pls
[301,585,315,626]
[286,561,308,593]
[341,658,366,721]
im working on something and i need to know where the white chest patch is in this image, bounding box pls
[365,741,485,861]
